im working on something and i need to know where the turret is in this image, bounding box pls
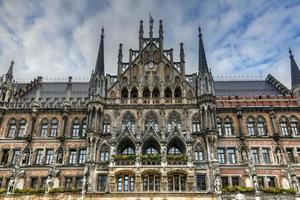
[139,20,144,52]
[118,43,123,77]
[0,61,16,103]
[159,20,164,53]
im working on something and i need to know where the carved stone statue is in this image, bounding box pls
[7,177,14,194]
[82,165,89,195]
[248,159,258,192]
[241,149,248,163]
[45,175,53,193]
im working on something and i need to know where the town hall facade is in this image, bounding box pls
[0,18,300,199]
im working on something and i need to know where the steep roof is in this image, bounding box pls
[290,49,300,89]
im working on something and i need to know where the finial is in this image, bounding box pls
[68,76,72,83]
[198,26,202,37]
[101,27,104,38]
[289,48,294,58]
[149,13,154,39]
[10,60,14,66]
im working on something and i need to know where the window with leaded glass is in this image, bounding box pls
[7,119,17,138]
[217,121,223,136]
[217,148,225,164]
[78,149,86,164]
[257,122,266,136]
[142,175,160,191]
[251,148,260,164]
[81,118,87,137]
[45,149,54,165]
[168,146,181,155]
[192,114,201,133]
[290,116,299,135]
[247,118,255,136]
[103,115,111,134]
[122,147,135,155]
[194,148,204,161]
[168,174,186,191]
[76,177,83,189]
[100,147,109,161]
[69,149,77,165]
[40,119,48,137]
[145,147,158,155]
[224,118,233,135]
[98,175,107,191]
[117,175,135,192]
[196,175,206,190]
[227,148,236,164]
[18,119,26,137]
[72,119,80,137]
[11,149,20,165]
[262,148,271,163]
[35,149,44,165]
[50,118,58,137]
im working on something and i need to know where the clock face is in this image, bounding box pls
[145,62,157,72]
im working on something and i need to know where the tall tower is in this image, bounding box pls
[289,49,300,99]
[86,27,107,192]
[0,61,16,104]
[196,27,219,193]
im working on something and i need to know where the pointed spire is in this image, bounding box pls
[139,20,144,38]
[180,43,185,63]
[198,26,208,74]
[149,13,154,40]
[118,43,123,63]
[159,19,164,53]
[290,48,300,88]
[6,60,14,82]
[95,27,105,75]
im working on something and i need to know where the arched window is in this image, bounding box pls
[192,114,201,133]
[143,87,150,98]
[174,87,181,98]
[194,146,204,161]
[224,117,233,136]
[122,112,136,132]
[7,118,17,138]
[72,118,80,137]
[50,118,58,137]
[131,87,138,98]
[145,147,158,155]
[290,116,299,136]
[122,147,135,155]
[17,119,27,138]
[103,115,111,134]
[81,118,87,137]
[168,146,181,155]
[152,87,160,98]
[40,118,49,137]
[164,87,172,98]
[257,116,267,136]
[247,117,255,136]
[167,112,181,132]
[145,112,159,132]
[100,145,109,161]
[280,116,289,136]
[121,87,129,98]
[216,117,223,136]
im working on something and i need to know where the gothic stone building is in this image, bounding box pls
[0,18,300,200]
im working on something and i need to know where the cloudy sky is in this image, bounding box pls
[0,0,300,87]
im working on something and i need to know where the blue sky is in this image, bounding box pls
[0,0,300,87]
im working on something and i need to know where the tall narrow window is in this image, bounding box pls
[11,149,20,165]
[7,119,17,138]
[227,148,236,164]
[103,115,111,134]
[217,121,223,136]
[72,119,80,137]
[251,148,260,164]
[35,149,44,165]
[286,148,295,163]
[100,146,109,161]
[217,148,226,164]
[18,119,26,137]
[81,118,87,137]
[290,116,299,135]
[45,149,54,165]
[262,148,271,163]
[196,175,206,190]
[40,119,48,137]
[1,150,9,165]
[69,149,77,165]
[65,177,73,189]
[76,177,83,189]
[192,114,201,133]
[50,118,58,137]
[98,175,107,191]
[224,118,233,136]
[257,117,267,136]
[231,176,240,187]
[258,177,264,189]
[78,149,86,164]
[247,118,255,136]
[194,148,204,161]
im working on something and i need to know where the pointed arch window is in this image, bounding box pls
[168,146,181,155]
[143,87,150,98]
[18,119,27,138]
[174,87,181,98]
[121,112,136,132]
[152,87,160,98]
[121,87,129,98]
[216,117,223,136]
[257,117,267,136]
[145,112,159,132]
[7,118,17,138]
[100,146,109,161]
[72,118,80,137]
[40,118,49,137]
[192,114,201,133]
[50,118,58,137]
[165,87,172,98]
[131,87,138,98]
[103,115,111,134]
[247,117,255,136]
[167,112,181,132]
[280,116,289,136]
[290,116,299,135]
